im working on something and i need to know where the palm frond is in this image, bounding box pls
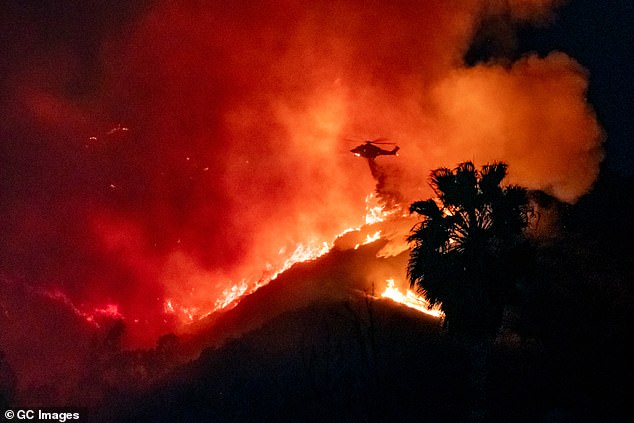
[409,199,442,220]
[453,162,479,209]
[429,167,454,201]
[480,162,508,194]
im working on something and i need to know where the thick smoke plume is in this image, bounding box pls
[1,0,601,400]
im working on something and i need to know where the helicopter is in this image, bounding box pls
[349,138,400,159]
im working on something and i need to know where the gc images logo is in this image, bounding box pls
[3,409,80,421]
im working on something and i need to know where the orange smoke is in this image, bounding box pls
[421,52,603,202]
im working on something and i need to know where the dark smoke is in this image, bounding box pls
[368,159,405,211]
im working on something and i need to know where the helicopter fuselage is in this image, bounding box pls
[350,142,399,159]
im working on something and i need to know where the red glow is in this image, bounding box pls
[0,1,604,402]
[8,0,601,344]
[40,289,123,327]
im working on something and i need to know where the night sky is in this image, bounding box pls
[517,0,634,175]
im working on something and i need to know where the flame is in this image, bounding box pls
[161,196,404,324]
[212,240,332,312]
[201,196,400,316]
[145,186,451,330]
[44,196,438,331]
[212,279,249,312]
[160,196,446,327]
[354,230,382,250]
[365,193,394,225]
[380,278,444,318]
[364,231,382,244]
[92,303,123,319]
[41,289,124,327]
[165,228,447,326]
[162,239,333,322]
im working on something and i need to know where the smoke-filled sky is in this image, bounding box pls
[0,0,627,366]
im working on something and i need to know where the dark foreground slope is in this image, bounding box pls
[99,288,632,423]
[103,298,470,423]
[99,295,571,423]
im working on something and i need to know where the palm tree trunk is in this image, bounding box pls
[466,337,492,423]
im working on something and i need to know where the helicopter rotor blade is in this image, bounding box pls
[344,137,396,145]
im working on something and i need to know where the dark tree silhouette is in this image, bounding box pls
[408,161,531,421]
[407,161,529,338]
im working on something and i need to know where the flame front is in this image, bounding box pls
[162,199,403,324]
[41,289,123,327]
[163,239,334,323]
[381,279,444,318]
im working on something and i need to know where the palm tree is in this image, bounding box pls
[408,161,530,421]
[407,161,529,338]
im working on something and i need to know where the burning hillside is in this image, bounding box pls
[0,0,604,407]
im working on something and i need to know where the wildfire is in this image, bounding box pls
[364,193,399,225]
[198,194,400,317]
[161,239,333,323]
[161,195,405,324]
[41,289,124,327]
[212,279,249,312]
[380,279,444,318]
[354,230,382,249]
[163,299,203,322]
[213,240,332,312]
[42,193,436,332]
